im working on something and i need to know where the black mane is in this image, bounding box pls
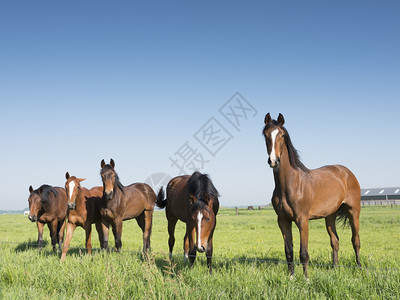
[188,171,219,203]
[263,120,310,173]
[39,184,58,203]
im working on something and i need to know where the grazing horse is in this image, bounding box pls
[60,172,104,261]
[27,185,68,251]
[156,171,219,272]
[100,159,157,252]
[262,113,361,277]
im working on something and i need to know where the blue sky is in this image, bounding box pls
[0,1,399,210]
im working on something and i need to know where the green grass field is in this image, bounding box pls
[1,206,399,299]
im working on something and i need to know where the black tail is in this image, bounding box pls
[155,187,167,209]
[336,203,349,227]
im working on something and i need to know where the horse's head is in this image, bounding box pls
[65,172,85,210]
[100,159,124,201]
[28,185,41,222]
[263,113,286,169]
[189,193,216,253]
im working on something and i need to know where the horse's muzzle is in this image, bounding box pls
[104,191,113,200]
[196,245,206,253]
[268,157,280,168]
[68,203,76,210]
[28,215,37,222]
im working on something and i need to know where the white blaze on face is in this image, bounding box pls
[269,129,279,164]
[197,211,203,247]
[68,181,76,200]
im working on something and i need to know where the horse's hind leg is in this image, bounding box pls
[136,210,153,253]
[325,214,339,266]
[347,206,361,266]
[167,215,178,259]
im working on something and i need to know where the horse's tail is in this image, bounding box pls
[336,203,349,227]
[156,187,167,209]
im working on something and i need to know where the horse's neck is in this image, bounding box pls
[273,148,300,191]
[76,188,88,210]
[112,183,124,204]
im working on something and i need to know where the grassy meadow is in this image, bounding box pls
[0,206,399,299]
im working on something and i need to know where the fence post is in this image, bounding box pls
[235,207,238,215]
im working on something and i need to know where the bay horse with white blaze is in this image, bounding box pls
[156,171,219,273]
[27,184,68,251]
[60,172,104,261]
[100,159,157,252]
[263,113,361,277]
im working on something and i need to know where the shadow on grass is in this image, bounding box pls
[14,238,48,252]
[149,253,286,276]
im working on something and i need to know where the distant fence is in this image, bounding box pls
[361,200,400,206]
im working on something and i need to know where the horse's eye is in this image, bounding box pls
[205,217,210,221]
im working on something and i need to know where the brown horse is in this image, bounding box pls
[263,113,361,277]
[60,172,104,261]
[156,171,219,272]
[100,159,157,252]
[27,185,68,251]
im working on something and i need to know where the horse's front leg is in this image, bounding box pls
[58,218,67,251]
[85,223,93,254]
[61,222,77,261]
[36,221,44,250]
[206,237,213,274]
[95,222,105,249]
[187,225,197,267]
[112,219,123,251]
[278,216,294,275]
[48,220,58,252]
[297,218,310,278]
[101,220,110,250]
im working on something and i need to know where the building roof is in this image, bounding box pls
[361,187,400,197]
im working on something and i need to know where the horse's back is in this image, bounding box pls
[307,164,360,218]
[165,175,191,222]
[123,183,156,214]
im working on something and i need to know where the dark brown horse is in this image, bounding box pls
[156,171,219,272]
[263,113,361,277]
[60,172,104,261]
[27,184,68,251]
[100,159,157,252]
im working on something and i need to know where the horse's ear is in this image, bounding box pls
[264,113,271,125]
[29,185,33,193]
[65,172,70,180]
[101,159,105,168]
[277,113,285,125]
[78,178,86,182]
[110,159,115,169]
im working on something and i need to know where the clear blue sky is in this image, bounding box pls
[1,1,399,210]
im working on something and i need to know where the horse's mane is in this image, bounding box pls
[188,171,219,203]
[263,120,310,173]
[39,184,58,203]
